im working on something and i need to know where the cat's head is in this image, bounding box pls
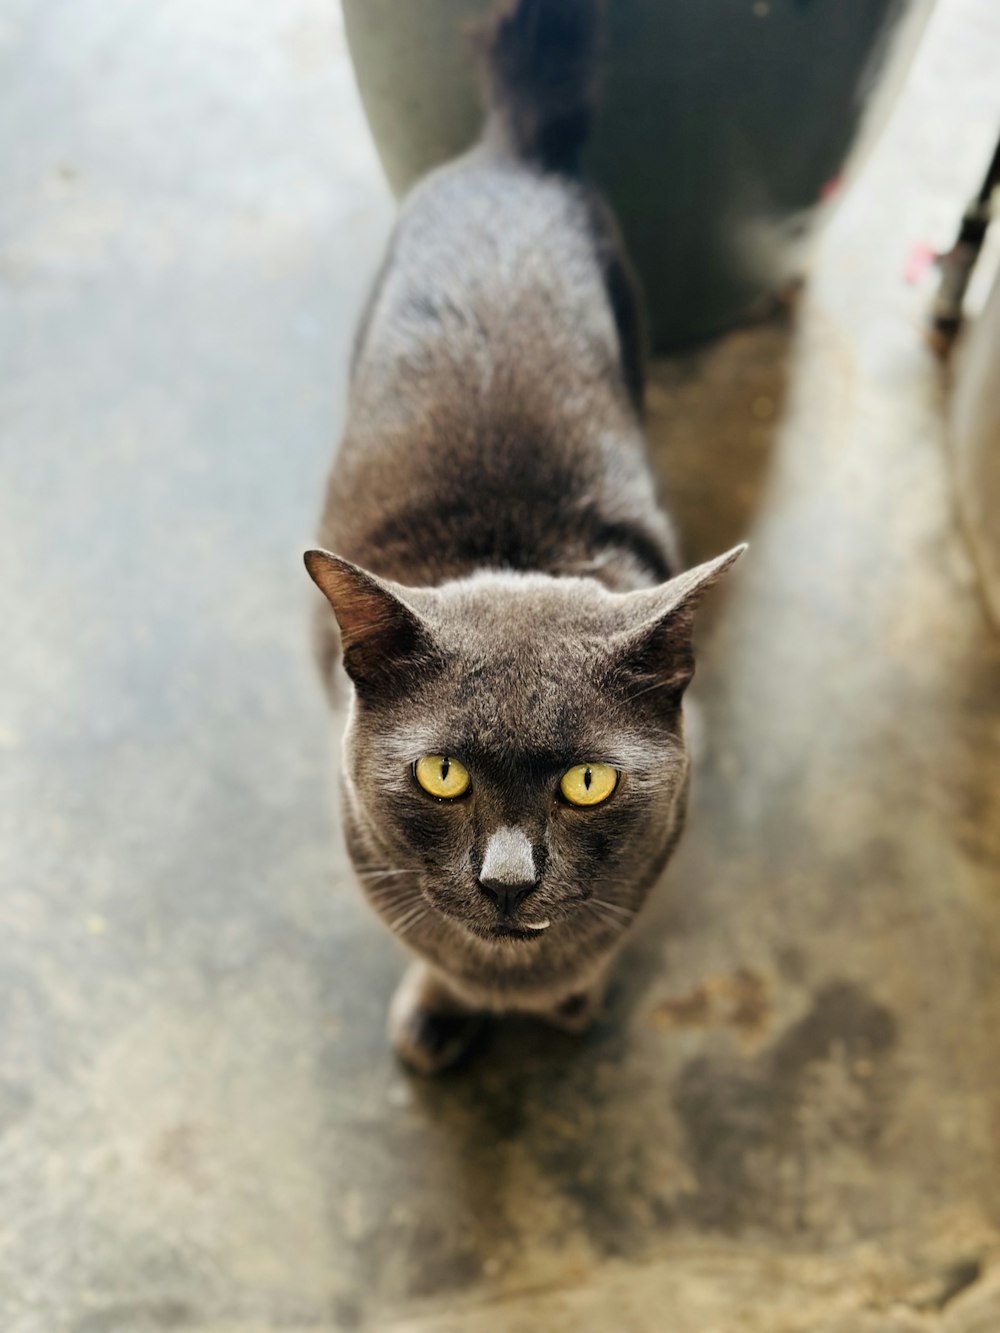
[305,548,743,958]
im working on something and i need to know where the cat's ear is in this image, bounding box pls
[304,550,442,701]
[611,545,746,705]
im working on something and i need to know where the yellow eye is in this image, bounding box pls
[560,763,619,807]
[414,754,471,800]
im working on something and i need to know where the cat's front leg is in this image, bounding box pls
[388,961,485,1075]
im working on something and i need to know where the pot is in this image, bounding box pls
[343,0,934,349]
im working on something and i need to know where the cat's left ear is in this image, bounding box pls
[611,544,747,704]
[304,550,442,702]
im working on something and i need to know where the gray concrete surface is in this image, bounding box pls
[1,1,999,1330]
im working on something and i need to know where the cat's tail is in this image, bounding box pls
[475,0,603,174]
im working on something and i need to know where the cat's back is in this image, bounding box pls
[352,149,622,410]
[321,149,662,585]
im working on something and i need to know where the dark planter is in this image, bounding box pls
[343,0,934,349]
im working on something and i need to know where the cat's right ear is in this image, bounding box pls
[609,544,747,707]
[304,550,442,701]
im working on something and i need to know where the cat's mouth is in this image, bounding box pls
[487,919,551,943]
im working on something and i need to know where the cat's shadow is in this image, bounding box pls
[397,922,691,1265]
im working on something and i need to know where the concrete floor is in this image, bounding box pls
[2,1,1000,1330]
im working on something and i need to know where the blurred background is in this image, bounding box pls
[1,1,999,1330]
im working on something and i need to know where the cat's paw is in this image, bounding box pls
[545,985,604,1034]
[388,962,484,1074]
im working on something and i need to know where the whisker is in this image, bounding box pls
[622,679,670,706]
[367,885,422,910]
[390,897,428,927]
[590,897,635,920]
[368,885,424,917]
[587,904,624,929]
[398,912,429,939]
[392,905,429,938]
[356,868,414,882]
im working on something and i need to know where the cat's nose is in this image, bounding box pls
[478,878,537,917]
[478,825,538,916]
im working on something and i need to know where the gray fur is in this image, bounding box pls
[305,0,744,1069]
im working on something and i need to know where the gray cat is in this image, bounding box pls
[306,0,744,1072]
